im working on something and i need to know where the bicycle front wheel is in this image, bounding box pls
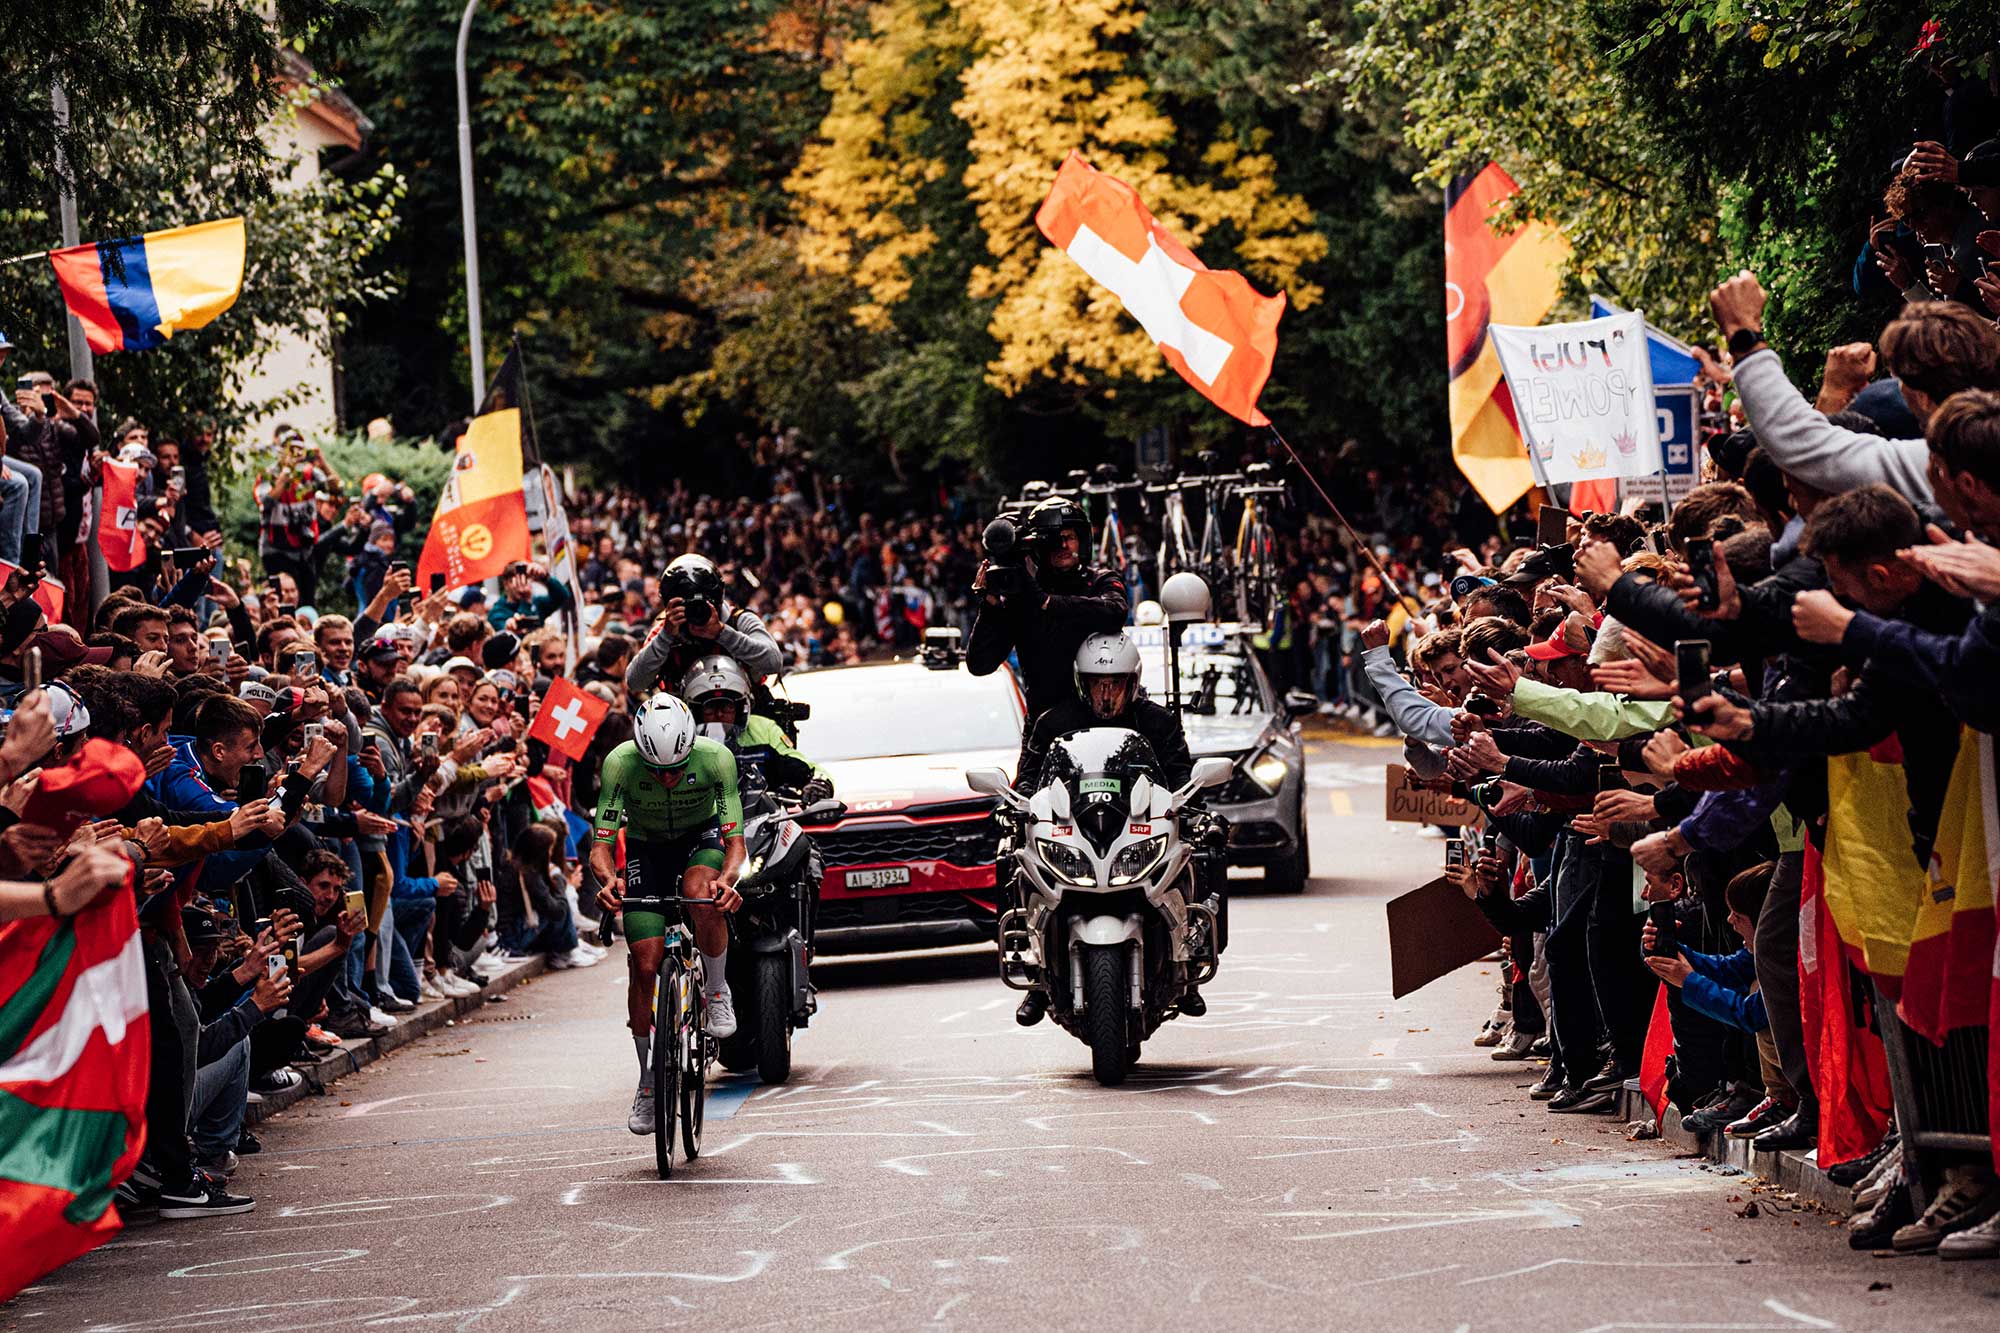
[680,980,707,1160]
[651,968,681,1178]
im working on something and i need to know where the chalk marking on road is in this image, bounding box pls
[1762,1300,1838,1328]
[1366,1036,1400,1058]
[1455,1258,1730,1287]
[1242,1129,1482,1160]
[560,1185,585,1206]
[505,1251,775,1284]
[770,1214,805,1236]
[1276,1198,1581,1239]
[339,1086,578,1118]
[1133,1078,1396,1097]
[936,1010,968,1024]
[1276,1103,1448,1126]
[1181,1173,1222,1191]
[819,1224,1142,1272]
[706,1120,974,1158]
[977,997,1010,1011]
[931,1294,969,1323]
[358,1282,526,1327]
[84,1297,421,1330]
[218,1193,514,1236]
[878,1144,1149,1177]
[1348,1263,1463,1288]
[1244,1275,1308,1297]
[587,1220,653,1251]
[1021,1108,1217,1131]
[167,1249,369,1279]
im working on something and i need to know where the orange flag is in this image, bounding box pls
[1445,164,1570,513]
[416,409,531,595]
[95,460,148,573]
[1037,152,1284,426]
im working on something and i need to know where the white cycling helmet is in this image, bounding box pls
[632,693,699,768]
[1075,631,1142,720]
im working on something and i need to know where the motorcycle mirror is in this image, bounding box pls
[802,798,846,822]
[966,767,1029,812]
[1129,774,1154,811]
[1173,756,1232,805]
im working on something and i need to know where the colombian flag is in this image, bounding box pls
[48,219,245,355]
[416,408,531,594]
[1445,165,1570,513]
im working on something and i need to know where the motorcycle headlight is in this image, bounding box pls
[1036,837,1095,886]
[741,853,766,882]
[1108,834,1167,885]
[1245,749,1290,794]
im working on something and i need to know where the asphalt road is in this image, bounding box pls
[13,735,2000,1330]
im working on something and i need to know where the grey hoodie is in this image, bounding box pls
[1731,349,1933,503]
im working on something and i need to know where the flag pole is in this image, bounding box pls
[1268,424,1422,618]
[455,0,487,409]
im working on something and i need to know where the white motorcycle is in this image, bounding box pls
[967,728,1230,1086]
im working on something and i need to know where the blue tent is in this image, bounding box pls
[1590,295,1699,388]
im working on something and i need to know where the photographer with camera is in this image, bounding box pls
[625,552,782,697]
[967,496,1128,722]
[487,560,571,634]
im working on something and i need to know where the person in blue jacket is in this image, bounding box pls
[1643,864,1770,1034]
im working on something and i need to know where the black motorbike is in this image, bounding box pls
[717,788,841,1084]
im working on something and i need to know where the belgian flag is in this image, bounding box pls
[1445,165,1570,513]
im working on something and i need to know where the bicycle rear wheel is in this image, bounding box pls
[680,980,707,1160]
[651,966,681,1178]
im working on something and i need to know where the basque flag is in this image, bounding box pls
[0,872,150,1300]
[49,219,245,355]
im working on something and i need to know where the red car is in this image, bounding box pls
[781,654,1025,953]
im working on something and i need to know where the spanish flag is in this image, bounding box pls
[48,219,245,355]
[1902,730,1999,1043]
[416,408,531,594]
[1445,166,1569,513]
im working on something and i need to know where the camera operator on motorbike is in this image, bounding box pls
[967,497,1128,723]
[1008,630,1217,1026]
[626,553,783,698]
[679,655,834,805]
[589,694,747,1135]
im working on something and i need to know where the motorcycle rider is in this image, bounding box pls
[1009,631,1210,1027]
[589,694,747,1135]
[626,553,783,697]
[679,655,834,805]
[967,497,1127,724]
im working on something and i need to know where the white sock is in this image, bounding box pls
[699,946,728,997]
[634,1033,651,1088]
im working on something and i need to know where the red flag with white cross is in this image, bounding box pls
[527,676,608,763]
[1036,151,1285,426]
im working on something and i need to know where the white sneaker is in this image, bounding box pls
[477,951,513,971]
[563,946,601,968]
[438,972,478,997]
[1940,1207,2000,1260]
[578,940,608,959]
[704,989,738,1039]
[627,1085,654,1135]
[546,950,574,970]
[367,1006,400,1028]
[419,977,446,1001]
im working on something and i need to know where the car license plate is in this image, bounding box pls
[844,866,911,890]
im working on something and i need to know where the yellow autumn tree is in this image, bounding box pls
[790,0,1326,400]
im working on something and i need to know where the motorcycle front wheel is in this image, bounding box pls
[755,952,793,1085]
[1082,943,1130,1087]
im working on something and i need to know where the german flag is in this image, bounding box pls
[416,407,531,595]
[1445,165,1570,513]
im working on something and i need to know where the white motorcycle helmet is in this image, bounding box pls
[1074,631,1142,721]
[632,693,699,768]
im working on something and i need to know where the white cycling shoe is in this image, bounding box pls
[704,990,738,1039]
[627,1086,654,1135]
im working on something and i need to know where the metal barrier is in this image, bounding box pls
[1874,979,1991,1214]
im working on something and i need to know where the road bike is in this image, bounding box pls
[647,895,714,1178]
[1229,464,1289,628]
[1147,459,1243,617]
[1079,465,1147,604]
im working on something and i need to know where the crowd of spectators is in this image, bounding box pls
[1355,127,2000,1262]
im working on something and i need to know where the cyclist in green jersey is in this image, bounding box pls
[590,693,746,1135]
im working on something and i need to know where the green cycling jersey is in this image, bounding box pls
[592,735,745,844]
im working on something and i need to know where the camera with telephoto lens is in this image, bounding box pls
[979,512,1030,600]
[682,598,714,628]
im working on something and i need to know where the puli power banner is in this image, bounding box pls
[416,409,531,594]
[0,874,150,1300]
[1037,151,1284,427]
[1444,164,1571,513]
[1488,310,1661,486]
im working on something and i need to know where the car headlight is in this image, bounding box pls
[1036,837,1095,886]
[1245,749,1290,794]
[1108,834,1167,885]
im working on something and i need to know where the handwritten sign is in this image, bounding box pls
[1489,310,1660,485]
[1385,764,1481,827]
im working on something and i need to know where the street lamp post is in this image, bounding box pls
[455,0,486,408]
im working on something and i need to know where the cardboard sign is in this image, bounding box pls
[1385,764,1481,827]
[1386,875,1504,999]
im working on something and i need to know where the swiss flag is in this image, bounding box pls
[1036,151,1284,426]
[527,676,608,763]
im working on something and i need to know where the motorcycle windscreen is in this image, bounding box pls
[1043,727,1162,855]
